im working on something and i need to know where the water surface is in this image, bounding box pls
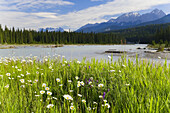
[0,44,169,64]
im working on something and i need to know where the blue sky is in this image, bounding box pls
[0,0,170,31]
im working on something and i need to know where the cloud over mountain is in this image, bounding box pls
[0,0,170,30]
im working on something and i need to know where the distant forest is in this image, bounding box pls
[0,25,125,44]
[107,23,170,44]
[0,24,170,44]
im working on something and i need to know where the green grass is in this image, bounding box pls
[0,55,169,113]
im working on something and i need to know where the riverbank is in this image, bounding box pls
[0,44,64,49]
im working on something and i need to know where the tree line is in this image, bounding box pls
[153,25,170,43]
[0,25,125,44]
[107,23,170,44]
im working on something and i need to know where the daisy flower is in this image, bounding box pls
[99,95,103,98]
[98,84,104,88]
[70,106,75,110]
[103,100,107,103]
[87,107,91,111]
[6,73,11,76]
[47,91,52,95]
[56,78,60,82]
[42,83,46,88]
[40,90,45,94]
[75,76,79,80]
[20,79,25,83]
[105,103,110,108]
[82,99,86,103]
[80,81,84,86]
[63,94,73,100]
[47,104,54,108]
[45,87,50,90]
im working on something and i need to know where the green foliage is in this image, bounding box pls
[0,25,125,44]
[105,23,170,44]
[0,56,170,113]
[157,47,164,52]
[152,40,156,46]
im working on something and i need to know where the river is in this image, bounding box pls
[0,44,169,64]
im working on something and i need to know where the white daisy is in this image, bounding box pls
[47,91,52,95]
[105,103,110,108]
[45,87,50,91]
[98,84,104,88]
[80,81,84,86]
[20,79,25,83]
[70,106,75,110]
[103,100,107,103]
[99,95,103,98]
[56,78,60,82]
[87,107,91,111]
[75,76,79,80]
[63,94,73,100]
[6,73,11,76]
[40,90,45,94]
[47,104,54,108]
[82,99,86,103]
[42,83,46,87]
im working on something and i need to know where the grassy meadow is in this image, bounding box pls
[0,55,170,113]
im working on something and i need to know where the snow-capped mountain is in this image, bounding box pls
[39,27,64,32]
[76,9,166,33]
[139,8,166,23]
[108,9,165,23]
[115,12,141,23]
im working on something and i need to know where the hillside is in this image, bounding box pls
[105,23,170,43]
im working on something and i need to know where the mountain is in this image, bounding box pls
[139,8,166,23]
[76,9,166,33]
[108,12,141,23]
[39,27,64,32]
[137,14,170,26]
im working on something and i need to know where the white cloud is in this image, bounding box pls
[0,0,170,30]
[0,0,74,11]
[31,12,58,18]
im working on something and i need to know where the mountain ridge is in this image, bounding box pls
[76,9,167,33]
[38,27,64,32]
